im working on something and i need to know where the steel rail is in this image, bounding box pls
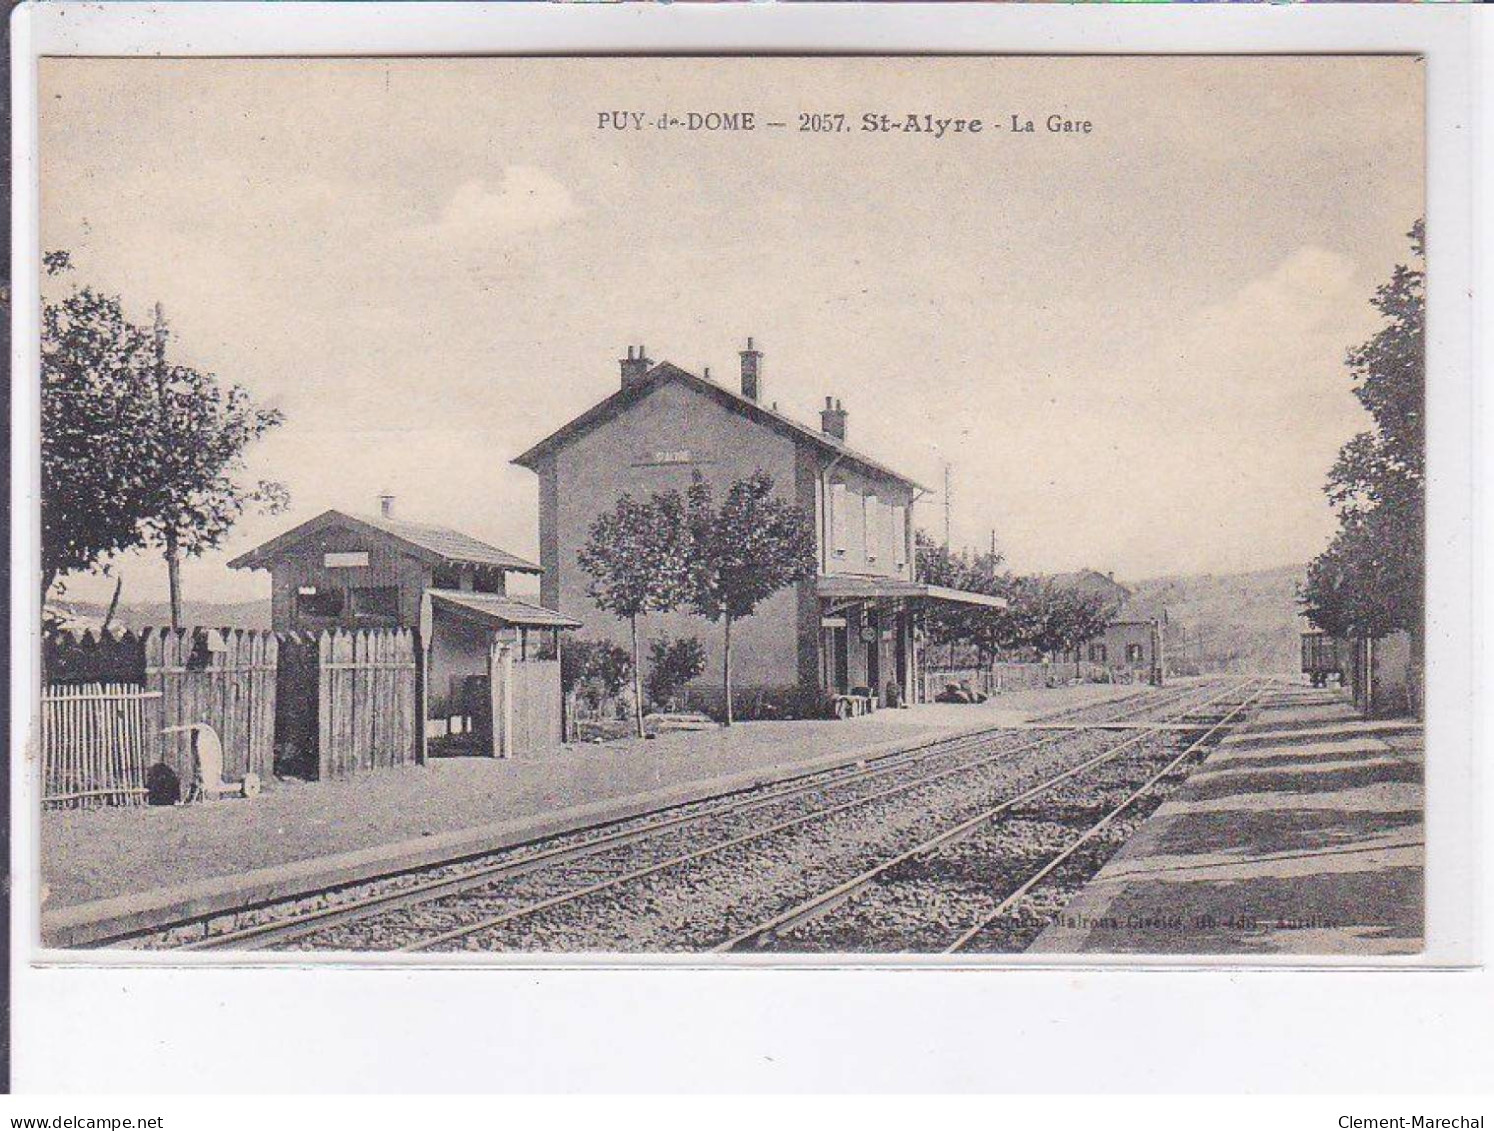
[943,680,1266,952]
[170,684,1194,951]
[399,680,1245,954]
[712,679,1257,952]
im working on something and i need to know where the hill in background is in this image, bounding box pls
[50,597,273,633]
[1132,564,1306,675]
[49,565,1309,675]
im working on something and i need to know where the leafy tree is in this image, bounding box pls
[915,530,1027,666]
[685,471,817,726]
[1301,221,1424,643]
[645,635,707,711]
[912,530,1118,672]
[560,637,633,707]
[142,311,287,628]
[40,261,160,601]
[1001,577,1115,664]
[915,531,997,663]
[577,490,692,736]
[1301,505,1416,640]
[41,258,288,626]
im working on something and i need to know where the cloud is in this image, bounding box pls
[421,166,578,242]
[1197,246,1359,338]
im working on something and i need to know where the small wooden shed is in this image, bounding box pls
[230,500,581,746]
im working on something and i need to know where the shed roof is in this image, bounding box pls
[512,361,929,492]
[427,590,582,629]
[228,509,542,574]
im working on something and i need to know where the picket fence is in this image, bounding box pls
[146,629,279,795]
[43,625,423,795]
[40,682,161,808]
[317,629,419,779]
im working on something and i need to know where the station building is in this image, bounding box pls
[513,342,1004,713]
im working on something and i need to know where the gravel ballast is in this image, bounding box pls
[193,683,1234,953]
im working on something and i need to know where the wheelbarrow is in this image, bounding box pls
[162,723,263,802]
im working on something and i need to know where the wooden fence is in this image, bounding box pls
[40,683,162,808]
[145,629,279,800]
[317,629,419,779]
[44,626,426,793]
[489,645,562,757]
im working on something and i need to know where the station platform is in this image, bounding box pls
[1030,683,1424,956]
[41,681,1145,945]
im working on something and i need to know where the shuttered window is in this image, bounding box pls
[866,495,879,561]
[831,482,848,555]
[892,505,907,571]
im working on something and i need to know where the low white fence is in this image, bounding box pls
[917,661,1117,703]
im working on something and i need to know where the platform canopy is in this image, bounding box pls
[816,576,1008,609]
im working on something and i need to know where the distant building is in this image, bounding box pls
[229,499,579,719]
[513,342,1004,712]
[1051,568,1166,685]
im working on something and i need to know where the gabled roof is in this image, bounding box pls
[512,361,929,491]
[228,509,542,574]
[1050,568,1134,600]
[427,590,581,629]
[1111,596,1168,625]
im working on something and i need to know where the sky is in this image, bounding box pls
[38,56,1424,606]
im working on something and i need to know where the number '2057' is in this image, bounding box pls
[799,113,848,133]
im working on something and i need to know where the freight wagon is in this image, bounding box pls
[1301,631,1344,688]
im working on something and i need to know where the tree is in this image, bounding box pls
[1301,505,1416,640]
[917,531,1024,666]
[560,638,633,707]
[142,310,288,628]
[1301,220,1424,644]
[645,635,707,712]
[915,530,1001,664]
[40,256,288,625]
[685,471,817,726]
[40,260,160,601]
[577,490,692,736]
[1007,577,1115,664]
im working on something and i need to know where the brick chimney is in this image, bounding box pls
[379,492,396,518]
[739,337,763,401]
[620,344,653,390]
[820,396,847,441]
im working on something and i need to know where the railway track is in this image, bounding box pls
[722,679,1266,954]
[120,679,1253,953]
[127,682,1187,951]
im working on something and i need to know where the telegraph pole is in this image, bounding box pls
[153,302,182,631]
[943,463,952,549]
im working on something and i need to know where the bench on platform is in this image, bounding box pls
[831,694,877,719]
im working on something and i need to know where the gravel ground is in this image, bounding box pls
[243,682,1227,953]
[769,724,1224,953]
[45,680,1144,912]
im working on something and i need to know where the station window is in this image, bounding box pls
[1089,644,1107,663]
[1126,643,1145,663]
[351,586,400,618]
[296,587,344,619]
